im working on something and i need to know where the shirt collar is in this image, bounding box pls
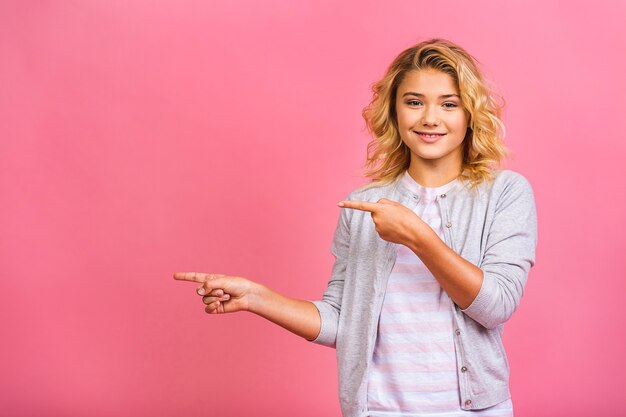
[397,170,461,202]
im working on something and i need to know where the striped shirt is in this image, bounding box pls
[366,171,513,417]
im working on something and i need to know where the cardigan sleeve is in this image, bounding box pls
[461,171,538,329]
[308,194,352,348]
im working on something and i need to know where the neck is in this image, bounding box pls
[406,159,462,187]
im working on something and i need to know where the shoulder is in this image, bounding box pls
[493,169,533,188]
[453,169,535,211]
[486,169,537,217]
[490,169,535,199]
[344,178,398,202]
[448,169,534,201]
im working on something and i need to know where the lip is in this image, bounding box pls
[414,131,446,143]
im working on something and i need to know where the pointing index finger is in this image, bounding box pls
[173,272,210,283]
[338,200,378,212]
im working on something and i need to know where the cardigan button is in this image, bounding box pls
[465,400,472,407]
[446,222,452,228]
[461,366,468,373]
[440,193,447,198]
[455,329,461,336]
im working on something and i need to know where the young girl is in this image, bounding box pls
[174,38,537,417]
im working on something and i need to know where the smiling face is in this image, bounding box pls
[395,68,470,181]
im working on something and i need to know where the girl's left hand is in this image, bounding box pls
[338,198,426,246]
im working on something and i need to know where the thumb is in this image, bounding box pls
[199,276,230,295]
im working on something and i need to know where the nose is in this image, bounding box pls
[421,105,439,126]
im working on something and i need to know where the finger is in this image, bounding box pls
[175,272,227,287]
[197,286,224,297]
[202,296,218,305]
[202,294,230,305]
[377,198,398,205]
[173,272,211,283]
[201,277,228,294]
[205,301,221,314]
[338,200,378,212]
[210,289,225,297]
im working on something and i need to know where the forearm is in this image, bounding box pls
[248,283,322,341]
[406,222,483,309]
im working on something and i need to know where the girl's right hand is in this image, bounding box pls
[173,272,257,314]
[174,271,322,341]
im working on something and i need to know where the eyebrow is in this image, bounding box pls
[402,92,460,99]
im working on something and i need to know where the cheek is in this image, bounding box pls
[396,109,413,130]
[452,115,469,132]
[459,111,470,130]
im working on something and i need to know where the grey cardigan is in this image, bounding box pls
[310,169,538,417]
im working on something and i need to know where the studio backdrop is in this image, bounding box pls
[1,1,625,416]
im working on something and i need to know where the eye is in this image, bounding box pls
[406,100,422,106]
[443,102,458,109]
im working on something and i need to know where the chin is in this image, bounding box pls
[414,151,448,160]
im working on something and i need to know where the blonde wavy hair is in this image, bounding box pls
[359,38,508,191]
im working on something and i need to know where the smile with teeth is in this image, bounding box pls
[414,131,446,143]
[414,131,445,138]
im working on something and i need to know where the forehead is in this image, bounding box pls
[397,69,459,95]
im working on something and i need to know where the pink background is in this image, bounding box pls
[1,1,625,416]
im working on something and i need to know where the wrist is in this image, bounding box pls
[247,281,268,314]
[405,219,436,254]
